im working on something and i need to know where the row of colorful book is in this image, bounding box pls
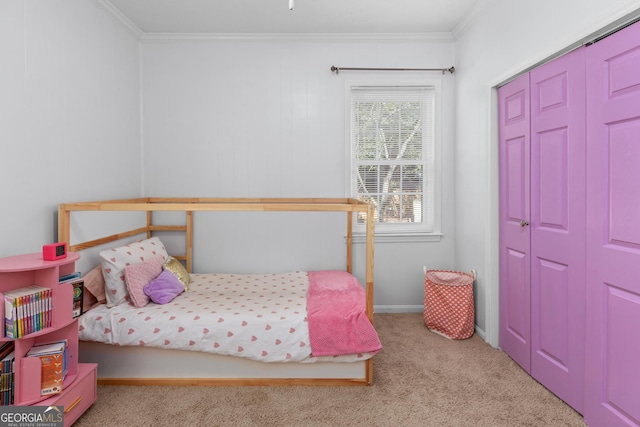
[3,285,52,339]
[0,342,15,405]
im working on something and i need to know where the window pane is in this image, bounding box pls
[400,130,422,160]
[384,166,401,193]
[399,102,422,160]
[403,194,422,223]
[377,193,396,223]
[357,165,379,194]
[402,164,422,192]
[355,102,375,160]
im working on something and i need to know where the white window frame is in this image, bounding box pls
[345,79,442,242]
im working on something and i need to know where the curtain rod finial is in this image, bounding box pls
[331,65,339,74]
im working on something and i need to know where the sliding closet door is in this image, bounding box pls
[529,47,586,413]
[498,73,531,372]
[585,21,640,427]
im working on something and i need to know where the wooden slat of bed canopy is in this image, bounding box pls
[59,198,370,213]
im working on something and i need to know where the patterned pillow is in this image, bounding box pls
[143,269,185,304]
[99,237,168,307]
[124,255,165,308]
[163,257,190,290]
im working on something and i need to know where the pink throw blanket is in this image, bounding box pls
[306,270,382,357]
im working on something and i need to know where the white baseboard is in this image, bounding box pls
[474,325,487,342]
[374,305,424,313]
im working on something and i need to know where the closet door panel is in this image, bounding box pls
[585,20,640,427]
[498,73,531,372]
[529,47,586,413]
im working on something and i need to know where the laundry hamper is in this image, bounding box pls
[423,269,475,340]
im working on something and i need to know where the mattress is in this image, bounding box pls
[78,271,380,363]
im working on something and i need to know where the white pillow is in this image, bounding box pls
[99,237,168,307]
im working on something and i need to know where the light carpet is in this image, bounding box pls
[74,313,585,426]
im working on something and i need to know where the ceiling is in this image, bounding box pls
[105,0,484,34]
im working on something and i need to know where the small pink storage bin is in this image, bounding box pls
[423,269,475,340]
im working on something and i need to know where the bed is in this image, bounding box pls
[58,198,378,386]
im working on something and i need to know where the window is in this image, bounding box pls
[347,81,440,238]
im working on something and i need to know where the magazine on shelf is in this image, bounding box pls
[27,340,68,396]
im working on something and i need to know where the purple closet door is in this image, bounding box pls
[529,47,586,413]
[498,73,531,372]
[585,21,640,427]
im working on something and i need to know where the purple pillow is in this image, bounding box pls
[143,269,185,304]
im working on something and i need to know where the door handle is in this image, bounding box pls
[520,219,529,227]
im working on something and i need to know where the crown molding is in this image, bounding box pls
[140,32,454,44]
[452,0,495,40]
[91,0,144,40]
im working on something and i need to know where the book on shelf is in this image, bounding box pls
[0,342,15,406]
[27,340,68,396]
[59,273,84,318]
[58,272,81,283]
[0,342,13,360]
[67,278,84,318]
[3,285,52,339]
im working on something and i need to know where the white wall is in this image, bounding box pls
[141,36,457,310]
[0,0,142,266]
[454,0,640,345]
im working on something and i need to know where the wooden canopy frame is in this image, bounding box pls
[58,197,376,386]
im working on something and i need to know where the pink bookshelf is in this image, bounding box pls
[0,251,96,425]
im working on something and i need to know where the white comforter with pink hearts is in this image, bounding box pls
[78,271,377,363]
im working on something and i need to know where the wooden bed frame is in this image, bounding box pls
[58,197,376,386]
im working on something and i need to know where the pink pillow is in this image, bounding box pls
[143,269,185,305]
[84,264,107,304]
[124,255,165,308]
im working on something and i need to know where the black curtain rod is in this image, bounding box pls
[330,65,455,74]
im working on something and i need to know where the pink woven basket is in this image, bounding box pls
[423,270,475,340]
